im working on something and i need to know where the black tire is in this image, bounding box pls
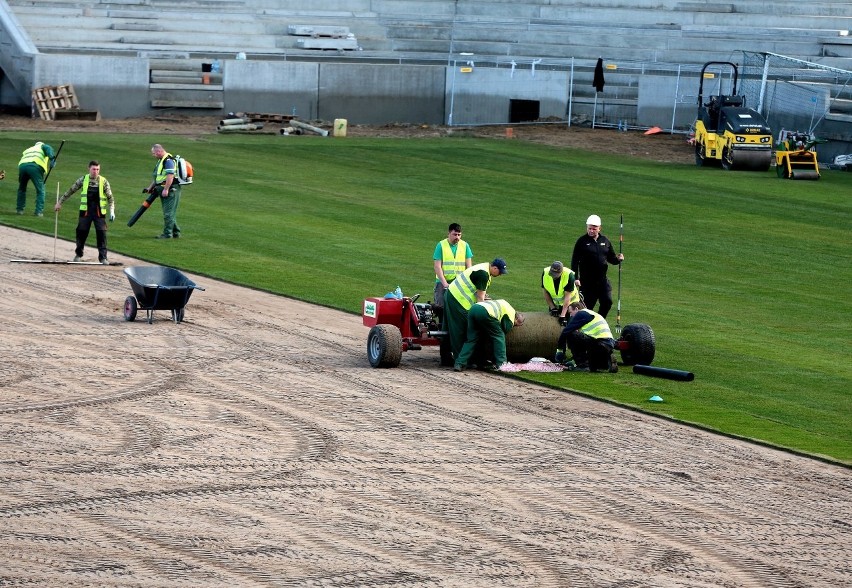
[123,296,138,322]
[695,142,707,167]
[367,324,403,368]
[721,147,735,170]
[619,323,656,366]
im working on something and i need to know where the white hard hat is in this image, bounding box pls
[586,214,601,226]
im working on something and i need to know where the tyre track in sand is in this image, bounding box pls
[1,227,850,587]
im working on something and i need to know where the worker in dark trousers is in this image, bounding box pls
[444,258,507,361]
[555,301,618,373]
[454,299,524,371]
[54,160,115,264]
[17,141,56,216]
[570,214,623,318]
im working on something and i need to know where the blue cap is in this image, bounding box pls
[492,258,507,274]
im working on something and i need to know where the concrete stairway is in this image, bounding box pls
[4,0,851,114]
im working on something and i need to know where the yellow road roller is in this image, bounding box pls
[694,62,772,171]
[775,130,822,180]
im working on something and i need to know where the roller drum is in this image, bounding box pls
[731,148,772,171]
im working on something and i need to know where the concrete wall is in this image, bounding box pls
[0,0,36,108]
[446,65,569,126]
[318,63,445,124]
[224,60,319,119]
[34,55,149,118]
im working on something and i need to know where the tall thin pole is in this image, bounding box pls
[53,181,60,262]
[616,213,623,335]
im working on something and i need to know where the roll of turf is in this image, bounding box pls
[633,364,695,381]
[505,311,563,363]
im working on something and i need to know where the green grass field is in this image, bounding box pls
[2,130,850,464]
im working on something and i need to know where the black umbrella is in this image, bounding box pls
[593,57,605,92]
[592,58,605,127]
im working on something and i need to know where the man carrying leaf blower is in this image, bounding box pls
[129,143,183,238]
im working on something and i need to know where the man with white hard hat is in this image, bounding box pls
[570,214,623,318]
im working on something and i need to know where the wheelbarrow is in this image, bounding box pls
[123,265,205,324]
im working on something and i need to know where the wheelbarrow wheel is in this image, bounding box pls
[171,307,185,323]
[123,296,138,322]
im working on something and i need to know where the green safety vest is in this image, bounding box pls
[79,174,107,215]
[19,143,49,172]
[476,299,516,324]
[448,262,491,310]
[542,267,579,306]
[580,310,614,340]
[436,238,468,282]
[154,153,175,184]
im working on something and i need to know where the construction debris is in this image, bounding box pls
[217,112,330,136]
[290,119,329,137]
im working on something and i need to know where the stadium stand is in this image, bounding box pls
[1,0,851,132]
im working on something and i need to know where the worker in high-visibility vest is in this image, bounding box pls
[432,222,473,322]
[444,258,507,360]
[453,299,524,372]
[555,301,618,373]
[541,260,579,323]
[17,141,56,216]
[54,160,116,264]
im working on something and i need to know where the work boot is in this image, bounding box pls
[73,255,83,262]
[453,364,465,372]
[608,355,619,373]
[155,234,172,239]
[554,350,566,364]
[567,363,590,372]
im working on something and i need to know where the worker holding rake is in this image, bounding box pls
[54,160,115,264]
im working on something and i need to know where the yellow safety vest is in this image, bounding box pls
[154,153,174,184]
[542,267,579,306]
[79,174,107,215]
[19,143,49,172]
[436,238,468,281]
[579,310,614,340]
[448,262,491,310]
[476,299,516,324]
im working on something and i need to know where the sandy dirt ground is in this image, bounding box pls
[0,113,696,165]
[0,225,850,587]
[1,117,849,586]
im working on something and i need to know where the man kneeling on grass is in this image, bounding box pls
[555,301,619,373]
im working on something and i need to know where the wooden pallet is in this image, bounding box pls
[242,112,296,123]
[32,85,82,121]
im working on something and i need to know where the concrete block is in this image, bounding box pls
[295,38,359,50]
